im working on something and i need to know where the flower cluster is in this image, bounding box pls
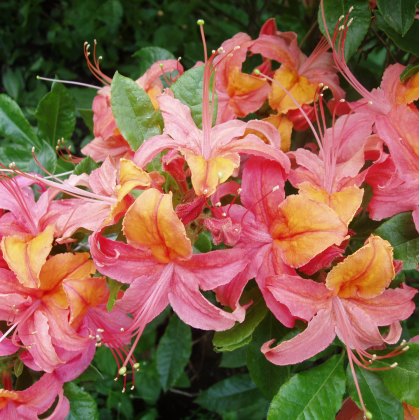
[0,3,418,418]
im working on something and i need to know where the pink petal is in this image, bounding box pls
[89,231,160,284]
[262,309,336,365]
[169,272,244,331]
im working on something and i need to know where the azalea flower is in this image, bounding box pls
[263,235,417,417]
[0,226,131,381]
[210,156,349,327]
[90,188,248,374]
[0,373,69,419]
[81,40,184,162]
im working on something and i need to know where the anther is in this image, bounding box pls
[347,18,354,27]
[339,25,345,31]
[318,82,324,88]
[253,69,261,76]
[215,202,221,207]
[339,98,346,103]
[133,362,140,371]
[237,188,242,194]
[217,47,225,54]
[221,212,227,217]
[114,377,118,382]
[233,46,241,50]
[272,185,280,192]
[338,15,345,21]
[97,328,104,333]
[390,362,398,368]
[402,346,409,352]
[119,366,127,376]
[130,385,135,391]
[122,388,126,393]
[400,339,407,345]
[202,188,208,195]
[365,411,373,420]
[98,56,103,60]
[322,85,329,91]
[197,19,205,26]
[349,5,354,13]
[371,354,377,360]
[218,172,223,178]
[9,162,16,169]
[368,101,373,105]
[120,327,125,332]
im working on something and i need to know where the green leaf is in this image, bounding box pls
[213,287,267,352]
[132,46,176,76]
[107,390,133,419]
[2,68,24,100]
[135,361,162,404]
[347,364,404,420]
[246,314,290,399]
[156,314,192,390]
[0,139,56,174]
[171,66,217,128]
[0,94,40,147]
[35,83,76,146]
[73,156,99,176]
[64,382,99,420]
[318,0,371,59]
[400,64,419,82]
[106,278,122,312]
[13,359,23,377]
[111,71,162,150]
[374,343,419,406]
[195,374,267,416]
[268,354,346,420]
[220,347,247,368]
[376,12,419,56]
[377,0,418,36]
[374,213,419,270]
[194,231,212,253]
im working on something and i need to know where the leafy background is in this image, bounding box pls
[0,0,418,419]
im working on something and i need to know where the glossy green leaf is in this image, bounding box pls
[374,343,419,406]
[73,156,99,176]
[106,390,133,419]
[64,382,99,420]
[377,0,418,36]
[213,287,267,352]
[376,12,419,56]
[375,213,419,270]
[318,0,371,59]
[2,68,24,100]
[111,71,162,150]
[106,278,122,312]
[195,374,267,416]
[0,139,56,174]
[133,46,176,76]
[156,315,192,390]
[171,66,217,128]
[246,314,290,399]
[268,354,346,420]
[347,364,404,420]
[0,94,40,147]
[194,231,213,253]
[135,361,162,404]
[35,83,76,146]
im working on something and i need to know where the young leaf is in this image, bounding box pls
[156,314,192,390]
[377,0,418,37]
[73,156,99,176]
[35,83,76,146]
[268,354,346,420]
[132,46,176,76]
[374,343,419,407]
[195,374,267,415]
[346,364,404,420]
[171,66,217,128]
[111,71,162,150]
[318,0,371,60]
[0,94,40,147]
[64,382,99,420]
[213,287,267,352]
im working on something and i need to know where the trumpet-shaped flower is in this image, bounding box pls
[212,157,348,327]
[263,235,417,416]
[90,188,248,373]
[0,226,131,380]
[134,92,290,197]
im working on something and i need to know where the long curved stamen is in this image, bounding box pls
[36,76,101,90]
[84,40,112,86]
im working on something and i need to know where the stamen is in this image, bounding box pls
[36,75,101,90]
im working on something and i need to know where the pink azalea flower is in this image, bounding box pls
[90,188,248,374]
[0,373,69,419]
[263,235,417,417]
[211,157,349,327]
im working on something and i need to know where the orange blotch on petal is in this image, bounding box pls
[0,226,54,289]
[397,72,419,105]
[117,158,151,202]
[270,195,348,268]
[269,67,317,114]
[185,153,240,197]
[227,67,268,97]
[326,235,395,299]
[263,114,293,152]
[123,188,192,263]
[298,182,364,225]
[63,276,109,327]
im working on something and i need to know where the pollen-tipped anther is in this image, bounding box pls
[349,5,354,13]
[133,362,140,371]
[215,202,221,207]
[217,47,225,54]
[118,366,127,376]
[202,188,208,195]
[120,327,125,332]
[197,19,205,26]
[365,411,373,419]
[339,15,345,21]
[237,188,242,194]
[347,18,354,27]
[221,212,227,217]
[122,387,126,393]
[272,185,280,192]
[130,385,135,391]
[402,346,409,352]
[390,362,398,368]
[339,25,345,31]
[253,69,261,76]
[339,98,346,103]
